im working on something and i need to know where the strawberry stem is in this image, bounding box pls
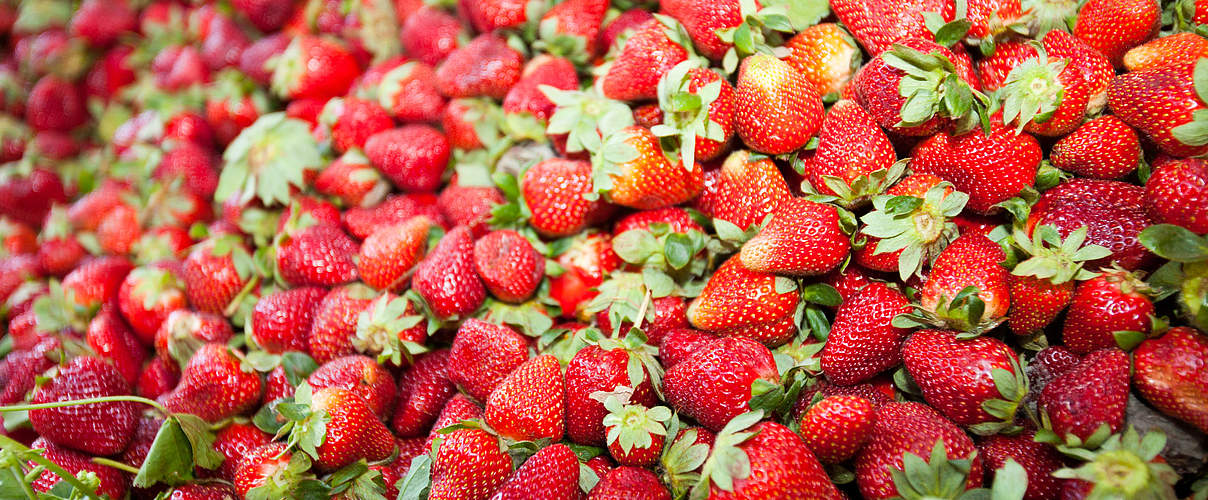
[8,464,37,499]
[0,433,104,500]
[89,457,139,475]
[0,395,169,415]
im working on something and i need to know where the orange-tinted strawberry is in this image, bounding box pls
[1144,157,1208,235]
[911,118,1040,214]
[436,33,524,99]
[357,216,431,292]
[799,395,876,464]
[820,282,912,385]
[1108,59,1208,158]
[1124,32,1208,71]
[686,256,799,346]
[854,402,983,500]
[270,35,360,101]
[599,18,690,102]
[662,337,778,431]
[365,125,451,193]
[595,125,703,210]
[734,54,823,155]
[782,23,861,99]
[1051,116,1142,180]
[1074,0,1160,66]
[315,150,390,208]
[162,343,263,422]
[1133,327,1208,433]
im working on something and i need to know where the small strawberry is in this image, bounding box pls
[162,343,263,422]
[854,402,983,500]
[117,265,188,343]
[734,54,823,155]
[902,330,1027,432]
[1143,157,1208,235]
[798,395,876,464]
[61,255,134,310]
[324,97,394,154]
[693,415,839,498]
[400,6,463,66]
[686,255,800,346]
[521,158,615,238]
[782,23,861,99]
[30,356,139,456]
[412,225,487,319]
[593,125,703,210]
[392,349,457,437]
[315,150,391,208]
[1051,116,1142,180]
[270,35,360,101]
[850,39,987,137]
[602,397,670,467]
[474,229,545,303]
[1124,32,1208,71]
[801,99,898,207]
[309,284,378,364]
[250,286,326,354]
[910,118,1040,214]
[307,354,397,420]
[662,337,778,431]
[503,55,579,124]
[85,308,145,386]
[1108,59,1208,158]
[820,282,913,385]
[599,18,691,102]
[365,125,451,193]
[435,33,524,99]
[446,319,529,402]
[357,216,432,292]
[1073,0,1160,66]
[1007,225,1112,336]
[283,385,395,471]
[1133,327,1208,433]
[1036,348,1130,445]
[692,150,792,231]
[429,428,513,499]
[914,233,1011,333]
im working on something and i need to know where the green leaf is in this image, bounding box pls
[1139,224,1208,263]
[664,233,694,270]
[176,414,223,469]
[1112,330,1146,351]
[760,0,830,31]
[801,283,841,307]
[133,419,195,488]
[932,19,972,47]
[396,455,432,500]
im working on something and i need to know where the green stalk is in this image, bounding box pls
[10,464,37,499]
[0,434,103,500]
[89,457,139,475]
[0,395,168,415]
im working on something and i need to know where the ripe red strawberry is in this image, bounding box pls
[343,193,447,240]
[28,437,128,499]
[658,0,745,61]
[376,61,446,123]
[523,158,614,237]
[69,0,137,46]
[401,6,463,66]
[1108,60,1208,158]
[1037,348,1130,443]
[591,466,671,499]
[0,168,67,229]
[902,330,1026,431]
[289,386,395,471]
[734,54,823,155]
[138,357,180,400]
[271,35,360,101]
[166,484,239,499]
[855,174,962,280]
[799,395,876,464]
[596,125,704,210]
[1027,179,1155,270]
[504,55,579,123]
[1007,226,1111,336]
[978,432,1065,500]
[484,354,565,442]
[548,232,621,317]
[1074,0,1160,66]
[831,0,954,55]
[152,45,211,90]
[695,417,839,498]
[120,414,160,469]
[429,428,513,499]
[599,18,690,102]
[438,180,505,237]
[85,307,146,389]
[916,234,1010,332]
[537,0,608,58]
[1124,32,1208,71]
[663,337,778,431]
[154,309,234,367]
[492,443,582,499]
[182,235,255,316]
[1133,327,1208,433]
[446,319,528,402]
[600,399,667,466]
[412,226,487,318]
[62,255,134,310]
[232,0,293,31]
[325,97,393,154]
[693,150,791,230]
[1062,268,1154,354]
[309,284,378,364]
[595,295,688,345]
[308,354,397,420]
[1144,157,1208,235]
[427,394,484,445]
[116,265,188,343]
[739,197,850,276]
[30,356,139,456]
[209,422,272,481]
[357,216,432,292]
[392,349,457,437]
[234,443,301,497]
[850,39,984,137]
[1051,116,1142,180]
[249,286,326,354]
[315,150,390,208]
[364,125,450,193]
[0,338,60,405]
[910,118,1040,214]
[820,282,912,385]
[26,75,88,133]
[782,24,860,98]
[854,402,983,500]
[686,255,799,346]
[276,224,359,287]
[474,229,545,303]
[565,341,659,446]
[996,45,1092,137]
[435,33,524,99]
[162,342,264,422]
[0,218,36,257]
[801,99,897,207]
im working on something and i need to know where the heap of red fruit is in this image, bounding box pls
[0,0,1207,498]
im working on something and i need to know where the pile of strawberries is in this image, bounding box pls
[1,0,1207,497]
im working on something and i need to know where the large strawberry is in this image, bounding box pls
[485,354,565,442]
[800,99,898,207]
[599,18,691,102]
[429,428,513,499]
[446,319,528,403]
[1144,157,1208,235]
[162,342,263,422]
[1026,179,1155,270]
[270,35,360,101]
[692,150,792,231]
[686,255,799,346]
[275,224,359,287]
[914,233,1011,333]
[27,437,128,499]
[493,443,583,499]
[1133,327,1208,433]
[435,33,524,99]
[850,39,987,136]
[739,197,850,276]
[733,53,823,155]
[29,355,139,456]
[1108,59,1208,158]
[411,226,487,319]
[1036,348,1130,445]
[283,385,394,471]
[693,414,839,499]
[662,336,778,431]
[820,282,913,385]
[798,395,876,464]
[910,118,1040,214]
[1073,0,1160,66]
[902,330,1027,433]
[1051,116,1143,180]
[854,402,983,500]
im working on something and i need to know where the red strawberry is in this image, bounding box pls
[116,265,188,343]
[233,443,302,497]
[154,309,234,367]
[446,319,529,402]
[271,35,360,101]
[686,255,800,346]
[152,45,211,90]
[595,295,688,346]
[182,235,256,316]
[435,33,524,99]
[120,415,162,469]
[799,395,876,464]
[590,466,671,499]
[831,0,954,55]
[343,193,447,240]
[801,99,898,207]
[61,255,134,310]
[357,216,432,292]
[316,150,390,208]
[910,118,1040,214]
[739,197,850,276]
[427,394,484,444]
[850,39,985,137]
[821,282,912,385]
[1074,0,1160,66]
[1124,32,1208,71]
[1007,225,1111,336]
[548,232,621,317]
[522,158,614,237]
[1051,116,1142,180]
[429,428,513,499]
[28,437,128,499]
[438,180,504,237]
[376,61,447,123]
[209,422,272,481]
[0,338,60,405]
[400,6,463,66]
[492,443,582,499]
[902,330,1026,431]
[249,286,326,354]
[1133,327,1208,433]
[599,18,690,102]
[855,174,962,280]
[695,417,839,499]
[503,55,579,123]
[1144,157,1208,235]
[595,125,703,210]
[485,354,565,442]
[474,229,545,303]
[782,24,863,99]
[308,354,397,420]
[309,284,378,364]
[0,168,67,229]
[916,234,1010,333]
[412,226,487,318]
[1037,348,1130,444]
[138,357,180,400]
[854,402,983,500]
[537,0,609,59]
[734,54,823,154]
[1026,179,1155,270]
[85,307,145,386]
[26,75,88,132]
[289,386,395,471]
[30,356,139,456]
[325,97,393,153]
[276,224,359,287]
[166,484,239,499]
[162,343,264,422]
[1108,60,1208,158]
[978,432,1065,500]
[232,0,294,32]
[392,349,457,437]
[662,337,778,432]
[69,0,137,46]
[365,125,451,193]
[692,150,791,230]
[565,341,659,446]
[1062,268,1154,354]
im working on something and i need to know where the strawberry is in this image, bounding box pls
[181,236,255,316]
[375,61,446,123]
[590,466,671,499]
[447,319,529,402]
[996,43,1092,136]
[1026,179,1155,270]
[565,341,660,446]
[270,35,360,101]
[659,327,718,370]
[435,33,524,99]
[392,349,457,437]
[1073,0,1160,66]
[85,308,145,386]
[599,397,668,466]
[733,54,823,155]
[400,6,463,66]
[1007,225,1111,335]
[0,168,67,229]
[474,229,545,303]
[29,356,139,456]
[1124,32,1208,71]
[233,443,305,497]
[831,0,954,55]
[0,218,36,256]
[902,330,1027,432]
[152,45,211,90]
[461,0,528,32]
[599,18,691,102]
[309,284,378,364]
[316,150,390,208]
[915,233,1010,333]
[285,385,395,471]
[69,0,136,47]
[25,75,88,132]
[662,336,778,431]
[427,394,484,444]
[0,338,60,405]
[536,0,609,60]
[365,125,451,193]
[782,23,860,98]
[250,286,326,354]
[28,437,128,499]
[1052,428,1179,499]
[910,118,1039,214]
[504,55,579,124]
[739,197,850,276]
[978,432,1065,500]
[548,232,621,318]
[1051,116,1142,180]
[1133,327,1208,433]
[116,265,188,343]
[798,395,876,464]
[441,98,492,150]
[61,255,134,310]
[307,354,397,420]
[438,180,504,237]
[138,357,180,400]
[1108,59,1208,158]
[412,226,487,318]
[854,402,984,500]
[154,309,234,366]
[1061,268,1154,354]
[1143,157,1208,235]
[1036,348,1129,444]
[522,158,614,237]
[650,63,735,168]
[350,291,427,367]
[166,484,239,499]
[595,295,688,345]
[275,224,360,287]
[343,193,447,240]
[686,255,800,346]
[694,416,839,499]
[820,282,912,385]
[594,125,703,210]
[850,39,986,137]
[484,353,565,442]
[492,443,583,499]
[95,203,141,256]
[801,99,898,207]
[209,422,271,481]
[429,428,513,499]
[232,0,294,32]
[856,174,963,280]
[162,343,263,422]
[324,97,394,154]
[357,216,432,292]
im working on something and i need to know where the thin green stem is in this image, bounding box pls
[0,434,103,500]
[0,395,168,415]
[89,457,139,475]
[10,464,37,499]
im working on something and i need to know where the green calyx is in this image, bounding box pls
[276,383,331,462]
[217,112,323,208]
[715,0,796,74]
[1012,225,1112,284]
[1171,58,1208,148]
[587,325,666,400]
[651,61,726,172]
[353,293,428,366]
[889,440,985,500]
[542,87,634,156]
[660,414,711,498]
[611,224,711,278]
[883,44,991,134]
[601,396,671,454]
[690,411,764,499]
[1052,427,1179,500]
[244,453,317,500]
[861,181,969,281]
[894,286,1003,336]
[807,158,910,209]
[1020,0,1078,36]
[32,280,94,334]
[970,354,1029,436]
[1000,43,1068,134]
